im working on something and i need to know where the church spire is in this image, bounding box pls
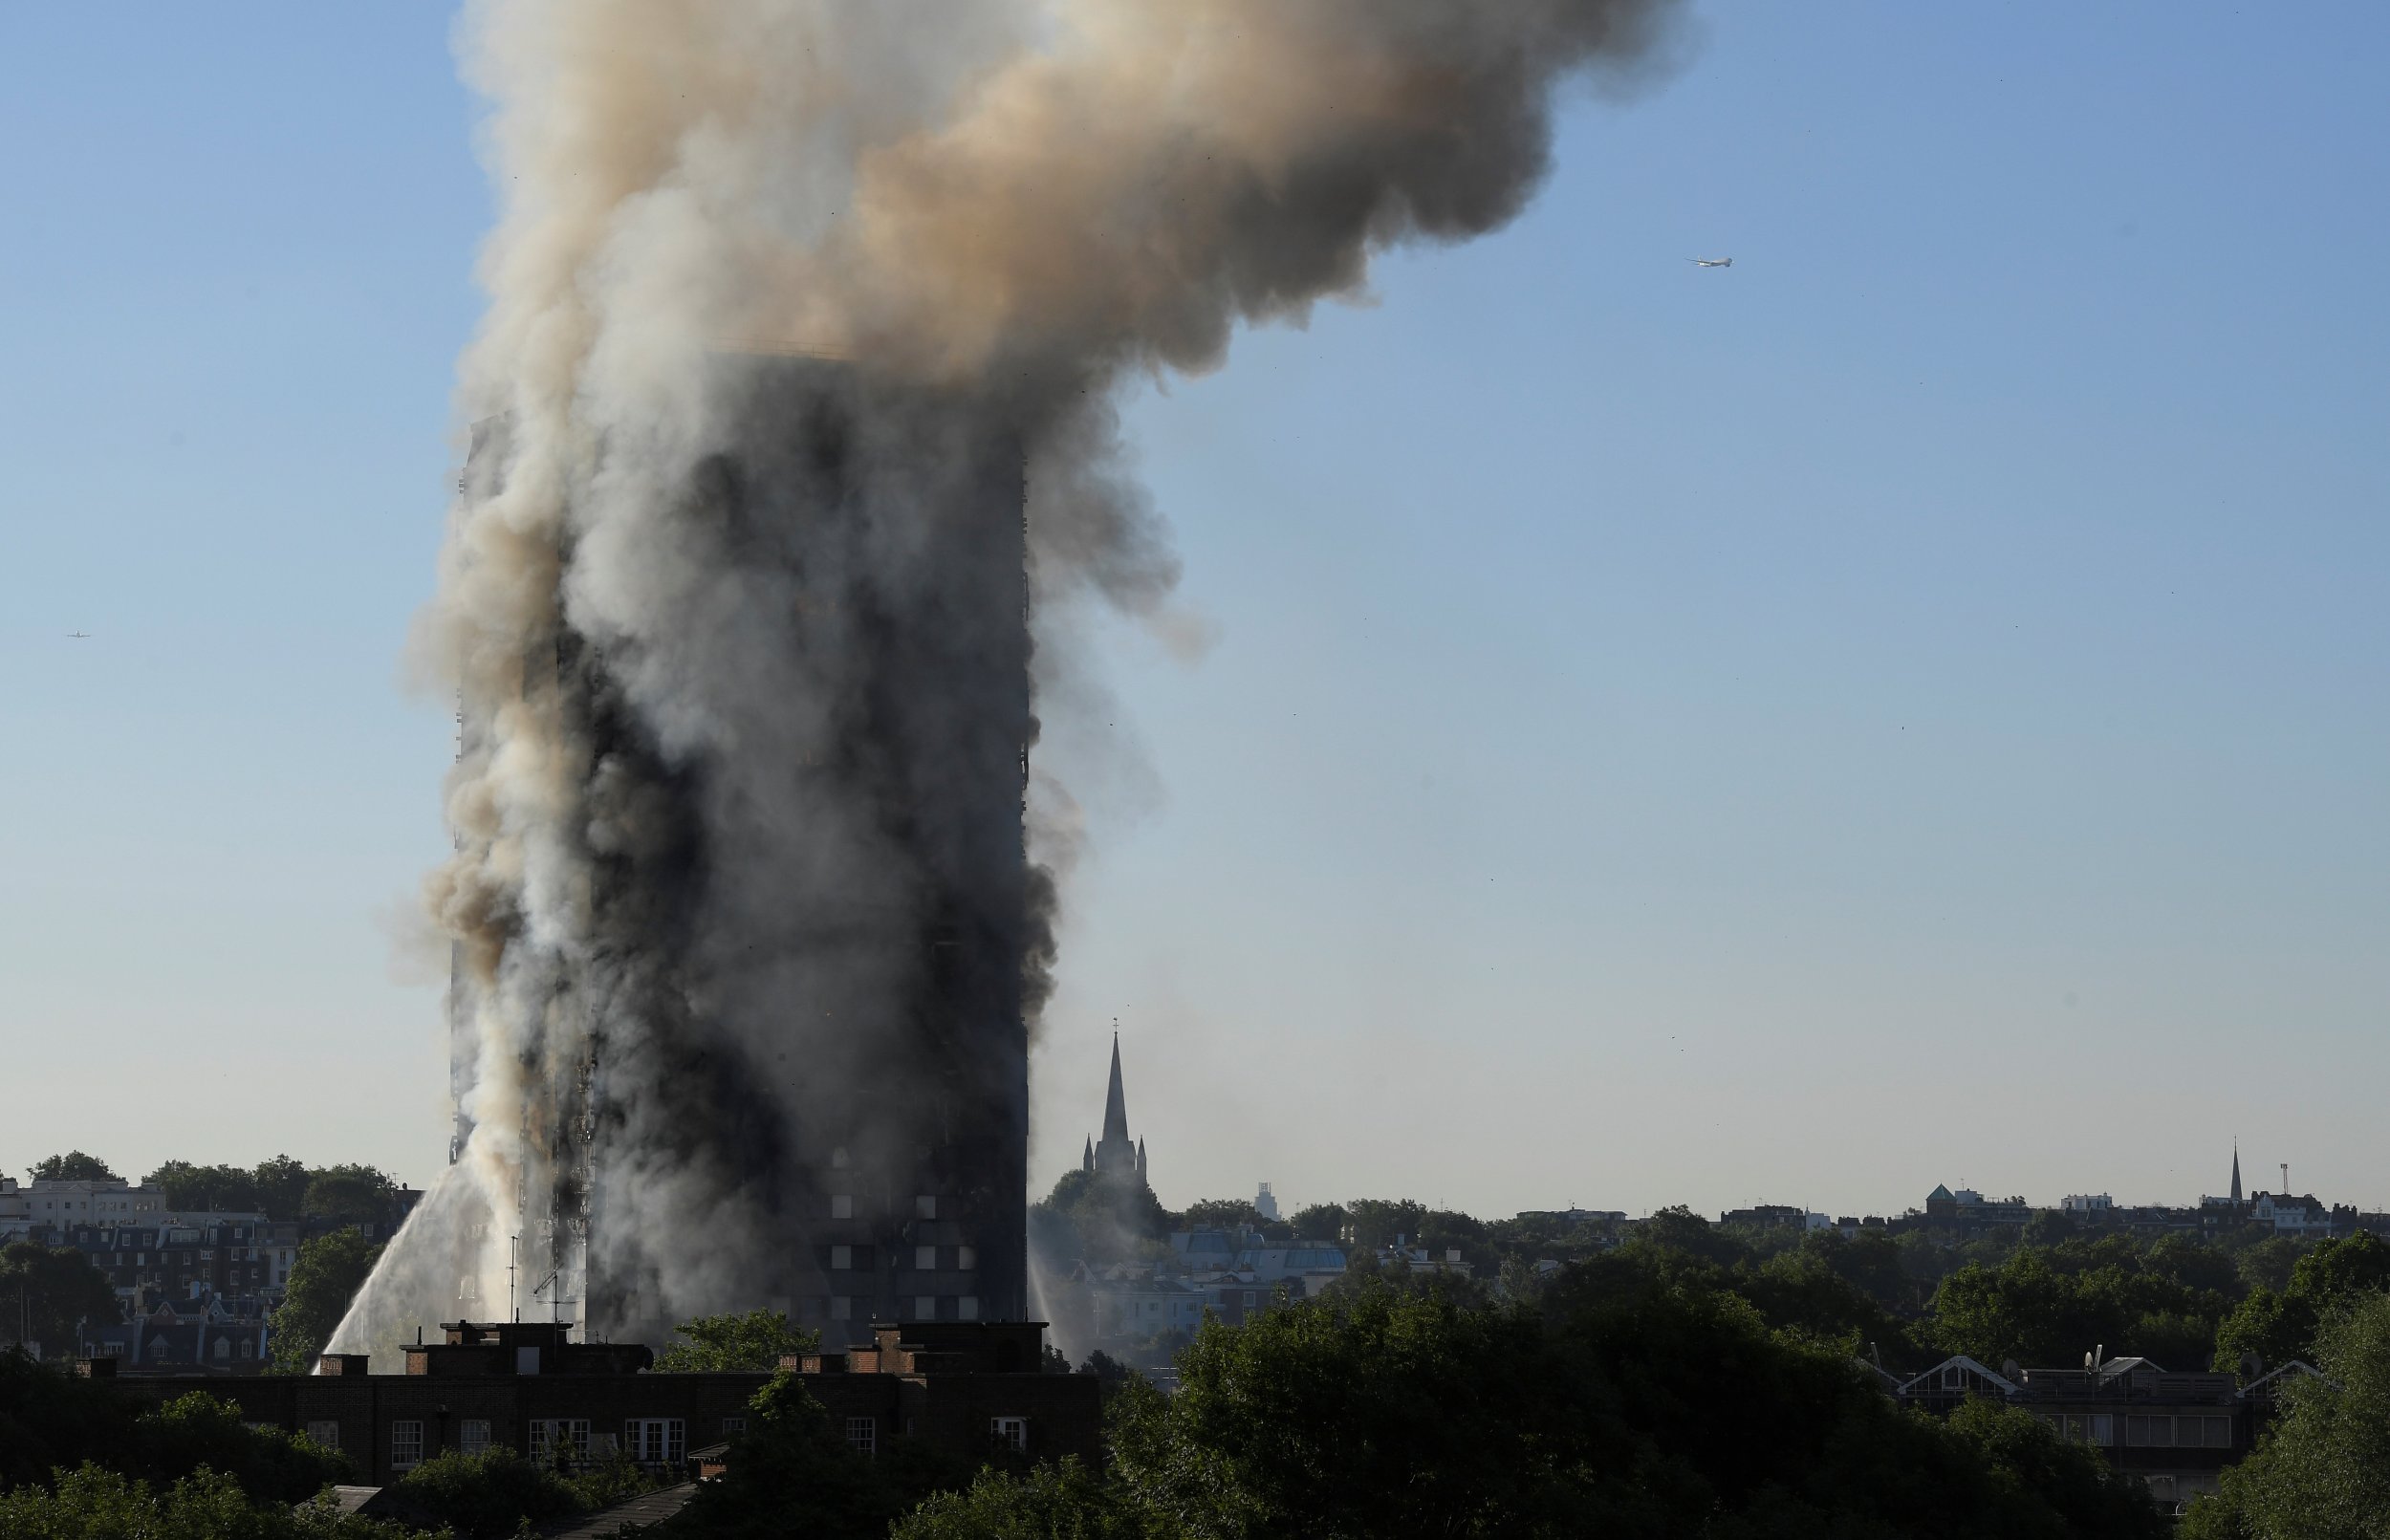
[1102,1029,1131,1145]
[2230,1140,2242,1205]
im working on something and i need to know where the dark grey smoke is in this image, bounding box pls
[336,0,1681,1358]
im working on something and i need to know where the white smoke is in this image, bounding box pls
[334,0,1680,1361]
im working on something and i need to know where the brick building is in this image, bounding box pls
[1894,1352,2252,1509]
[92,1318,1097,1487]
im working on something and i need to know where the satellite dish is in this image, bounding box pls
[2240,1353,2263,1381]
[2002,1358,2022,1381]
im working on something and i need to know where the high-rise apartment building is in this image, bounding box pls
[448,356,1031,1345]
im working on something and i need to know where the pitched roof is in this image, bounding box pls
[1102,1032,1130,1144]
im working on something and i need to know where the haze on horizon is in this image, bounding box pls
[1,3,2382,1226]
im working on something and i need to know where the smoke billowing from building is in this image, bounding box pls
[334,0,1679,1358]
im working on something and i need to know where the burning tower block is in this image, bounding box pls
[450,355,1032,1345]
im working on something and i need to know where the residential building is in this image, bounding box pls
[1922,1185,2032,1229]
[1894,1352,2251,1510]
[444,360,1037,1347]
[92,1318,1097,1488]
[2249,1192,2334,1237]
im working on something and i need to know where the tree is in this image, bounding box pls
[892,1459,1143,1540]
[1930,1246,2228,1370]
[1175,1199,1263,1232]
[2186,1291,2390,1539]
[123,1391,358,1504]
[0,1462,417,1540]
[1032,1169,1170,1267]
[655,1308,820,1372]
[300,1165,400,1227]
[0,1242,118,1357]
[145,1160,262,1215]
[252,1156,315,1223]
[389,1446,580,1537]
[1080,1275,2166,1539]
[2213,1231,2390,1376]
[1627,1204,1749,1267]
[676,1372,979,1540]
[1286,1204,1347,1245]
[1337,1199,1428,1250]
[267,1230,383,1375]
[2237,1237,2304,1294]
[27,1152,116,1183]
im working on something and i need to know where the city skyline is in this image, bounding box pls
[3,5,2384,1225]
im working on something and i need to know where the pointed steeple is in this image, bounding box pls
[1102,1030,1131,1145]
[1083,1136,1095,1174]
[2230,1141,2242,1205]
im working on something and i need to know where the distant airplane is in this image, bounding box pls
[1688,256,1733,269]
[67,631,90,639]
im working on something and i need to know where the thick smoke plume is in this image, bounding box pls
[336,0,1678,1358]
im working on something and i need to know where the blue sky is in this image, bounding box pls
[1,5,2381,1221]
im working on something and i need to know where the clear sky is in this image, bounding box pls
[2,6,2382,1224]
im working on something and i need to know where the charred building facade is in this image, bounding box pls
[446,357,1032,1347]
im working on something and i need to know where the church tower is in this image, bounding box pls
[2230,1141,2243,1206]
[1084,1032,1146,1185]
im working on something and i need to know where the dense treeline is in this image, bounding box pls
[880,1276,2168,1540]
[21,1150,410,1228]
[1050,1170,2390,1379]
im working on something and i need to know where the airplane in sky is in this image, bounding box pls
[67,631,91,639]
[1688,256,1733,269]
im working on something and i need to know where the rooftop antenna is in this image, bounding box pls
[508,1234,520,1323]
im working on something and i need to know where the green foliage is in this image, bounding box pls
[1939,1397,2169,1533]
[0,1242,118,1356]
[145,1160,265,1215]
[674,1372,983,1540]
[0,1350,145,1491]
[1628,1204,1749,1267]
[1285,1203,1346,1245]
[1929,1241,2232,1368]
[1173,1199,1263,1233]
[0,1366,354,1511]
[0,1462,427,1539]
[139,1155,399,1224]
[253,1157,315,1223]
[2187,1291,2390,1539]
[1075,1276,2165,1539]
[2213,1232,2390,1377]
[654,1308,820,1372]
[2238,1237,2305,1294]
[129,1393,356,1504]
[1337,1199,1428,1249]
[27,1153,117,1183]
[891,1459,1147,1540]
[391,1446,580,1537]
[267,1230,383,1375]
[562,1446,659,1510]
[1032,1169,1171,1268]
[300,1166,402,1226]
